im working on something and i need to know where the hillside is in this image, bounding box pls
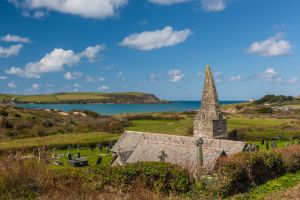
[0,92,167,104]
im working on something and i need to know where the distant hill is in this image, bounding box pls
[0,92,168,104]
[255,95,296,105]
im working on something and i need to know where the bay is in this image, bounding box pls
[16,101,244,115]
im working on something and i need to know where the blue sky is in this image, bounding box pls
[0,0,300,100]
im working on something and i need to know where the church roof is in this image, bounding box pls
[111,131,246,169]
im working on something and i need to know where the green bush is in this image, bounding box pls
[90,162,191,194]
[213,146,300,197]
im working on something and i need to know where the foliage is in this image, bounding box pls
[255,95,295,105]
[89,162,191,194]
[213,145,300,197]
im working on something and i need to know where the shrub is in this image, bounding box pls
[90,162,191,194]
[276,145,300,172]
[256,107,273,114]
[214,151,285,196]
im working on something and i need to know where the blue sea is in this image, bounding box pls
[16,101,244,115]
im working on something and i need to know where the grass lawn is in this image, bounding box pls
[0,132,120,151]
[127,118,193,136]
[51,147,113,168]
[227,115,293,130]
[231,170,300,200]
[126,114,295,137]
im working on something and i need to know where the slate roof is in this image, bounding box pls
[111,130,246,169]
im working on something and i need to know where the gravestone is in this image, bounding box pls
[68,153,72,160]
[77,152,81,158]
[96,157,102,165]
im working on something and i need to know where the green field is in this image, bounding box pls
[0,132,119,151]
[0,92,160,103]
[126,114,295,136]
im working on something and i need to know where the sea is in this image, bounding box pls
[16,101,244,115]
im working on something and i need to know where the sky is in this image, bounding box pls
[0,0,300,101]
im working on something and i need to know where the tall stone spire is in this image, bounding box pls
[193,65,227,139]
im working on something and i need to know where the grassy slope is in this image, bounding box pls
[231,170,300,200]
[126,114,294,136]
[0,92,156,103]
[0,132,119,151]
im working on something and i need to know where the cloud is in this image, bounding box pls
[73,83,82,88]
[120,26,191,51]
[0,76,7,80]
[9,0,128,19]
[0,44,23,58]
[168,69,184,82]
[5,45,102,78]
[64,71,84,80]
[289,76,298,84]
[260,68,283,83]
[148,0,190,5]
[117,71,125,80]
[1,34,31,43]
[32,83,40,90]
[247,33,292,57]
[229,75,242,82]
[149,73,161,82]
[85,75,106,82]
[80,44,106,62]
[97,85,110,91]
[8,81,17,88]
[201,0,227,12]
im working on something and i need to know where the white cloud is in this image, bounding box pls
[0,76,7,80]
[260,68,283,83]
[97,85,110,91]
[85,75,106,82]
[80,44,106,62]
[117,71,125,80]
[9,0,128,19]
[1,34,31,43]
[64,71,83,80]
[73,83,82,88]
[247,33,292,57]
[229,75,242,82]
[148,0,190,5]
[168,69,184,82]
[149,73,161,82]
[201,0,227,12]
[289,76,298,84]
[5,45,101,78]
[120,26,191,51]
[6,48,80,78]
[8,81,17,88]
[32,83,40,90]
[0,44,23,58]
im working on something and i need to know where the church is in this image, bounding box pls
[111,65,246,170]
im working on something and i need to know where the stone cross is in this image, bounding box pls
[158,150,168,162]
[196,138,204,165]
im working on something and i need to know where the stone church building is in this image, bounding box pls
[111,65,246,169]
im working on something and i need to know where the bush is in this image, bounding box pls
[213,146,300,197]
[256,107,273,114]
[90,162,191,194]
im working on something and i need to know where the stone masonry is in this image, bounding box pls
[193,65,227,139]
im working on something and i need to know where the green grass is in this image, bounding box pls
[251,140,296,151]
[126,118,193,136]
[0,132,120,151]
[227,115,292,130]
[56,94,108,101]
[231,170,300,200]
[126,115,295,137]
[18,95,58,102]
